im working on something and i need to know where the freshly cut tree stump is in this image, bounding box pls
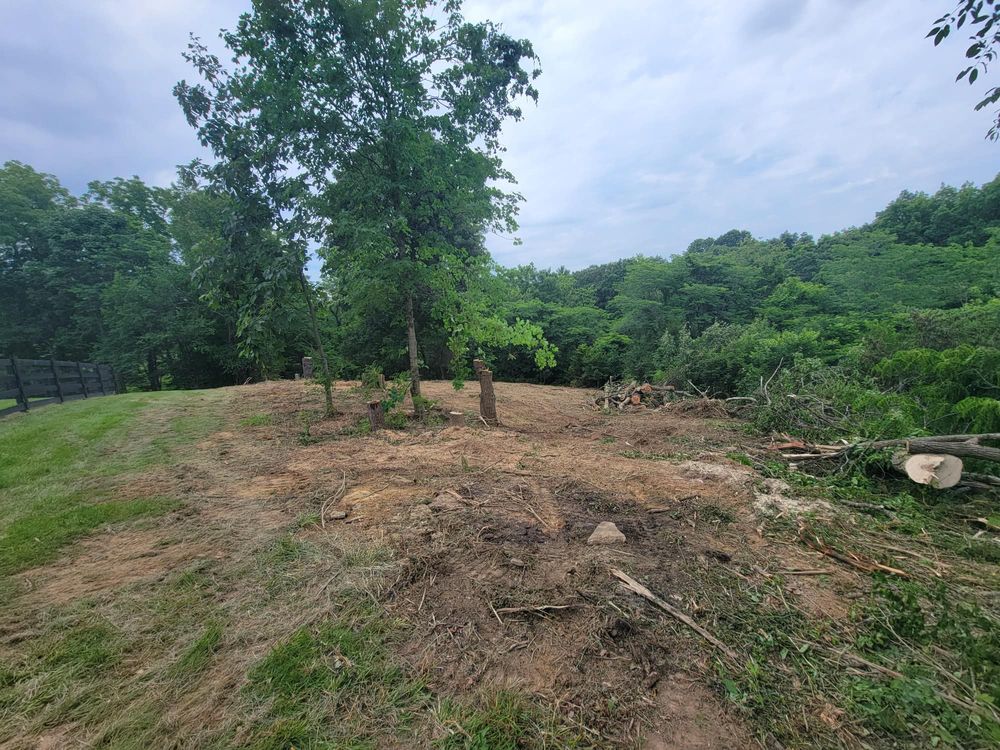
[479,369,499,426]
[367,400,385,431]
[892,452,963,489]
[473,358,486,375]
[448,411,464,427]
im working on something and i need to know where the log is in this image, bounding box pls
[898,440,1000,464]
[479,369,498,426]
[448,411,464,427]
[367,400,385,431]
[892,451,963,489]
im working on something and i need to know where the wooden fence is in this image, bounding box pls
[0,358,118,417]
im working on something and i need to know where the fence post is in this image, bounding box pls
[49,359,64,402]
[96,364,107,395]
[11,358,29,411]
[77,361,89,398]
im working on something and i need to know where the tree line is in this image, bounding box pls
[1,0,998,440]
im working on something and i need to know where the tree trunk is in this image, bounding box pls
[147,350,161,391]
[298,270,334,417]
[367,400,385,431]
[406,292,421,401]
[891,451,963,489]
[895,440,1000,464]
[479,369,498,426]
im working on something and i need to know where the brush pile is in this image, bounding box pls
[593,379,732,416]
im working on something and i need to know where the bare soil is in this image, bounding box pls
[4,379,861,748]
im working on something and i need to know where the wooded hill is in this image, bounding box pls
[2,162,998,440]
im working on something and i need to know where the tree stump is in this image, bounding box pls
[479,369,498,426]
[302,356,314,378]
[378,373,386,389]
[367,400,385,431]
[448,411,464,427]
[473,358,486,375]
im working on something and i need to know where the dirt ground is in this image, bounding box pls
[3,379,865,748]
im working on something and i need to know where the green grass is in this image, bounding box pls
[240,607,426,749]
[0,496,180,577]
[170,621,225,678]
[239,413,272,427]
[432,692,588,749]
[0,390,224,579]
[712,461,1000,748]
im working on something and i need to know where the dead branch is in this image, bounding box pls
[611,568,738,661]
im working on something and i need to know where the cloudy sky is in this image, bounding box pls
[2,0,997,270]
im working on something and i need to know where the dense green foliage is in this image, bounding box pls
[486,178,1000,439]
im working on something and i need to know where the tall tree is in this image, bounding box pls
[174,0,542,400]
[930,1,1000,139]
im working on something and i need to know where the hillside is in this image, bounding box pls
[1,380,997,748]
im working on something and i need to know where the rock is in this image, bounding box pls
[509,557,526,568]
[587,521,626,546]
[327,510,347,520]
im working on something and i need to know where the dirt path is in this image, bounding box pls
[3,380,857,748]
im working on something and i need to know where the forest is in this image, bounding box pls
[2,159,999,442]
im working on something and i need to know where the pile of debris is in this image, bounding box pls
[771,433,1000,491]
[593,379,731,415]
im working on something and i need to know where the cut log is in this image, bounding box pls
[448,411,464,427]
[891,452,963,489]
[479,369,498,426]
[367,400,385,431]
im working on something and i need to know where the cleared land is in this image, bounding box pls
[1,380,997,749]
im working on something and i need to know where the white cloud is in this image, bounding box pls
[2,0,996,269]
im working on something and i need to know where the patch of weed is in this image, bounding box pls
[240,413,272,427]
[432,691,588,749]
[240,606,426,748]
[170,621,225,678]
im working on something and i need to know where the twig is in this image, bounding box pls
[320,470,348,528]
[495,603,577,616]
[610,569,738,661]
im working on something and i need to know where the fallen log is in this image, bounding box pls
[891,452,963,489]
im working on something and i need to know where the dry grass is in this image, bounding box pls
[1,379,996,748]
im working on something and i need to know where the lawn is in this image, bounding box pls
[0,390,219,583]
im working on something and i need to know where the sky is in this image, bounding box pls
[2,0,997,271]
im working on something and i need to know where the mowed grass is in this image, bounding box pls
[0,390,223,580]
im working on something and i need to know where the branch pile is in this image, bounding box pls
[594,379,733,416]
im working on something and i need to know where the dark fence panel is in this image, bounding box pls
[0,357,118,417]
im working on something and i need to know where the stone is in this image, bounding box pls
[509,557,526,568]
[587,521,626,546]
[327,510,347,520]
